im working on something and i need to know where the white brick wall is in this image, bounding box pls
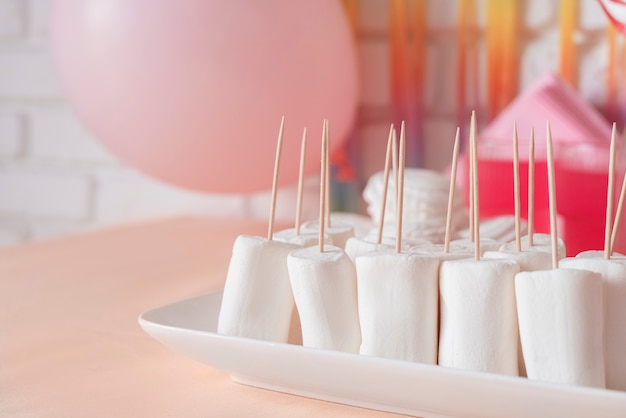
[0,0,24,39]
[0,164,90,217]
[93,167,249,224]
[0,0,616,247]
[0,113,21,157]
[29,107,117,162]
[0,48,60,98]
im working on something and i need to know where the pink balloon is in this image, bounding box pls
[50,0,358,193]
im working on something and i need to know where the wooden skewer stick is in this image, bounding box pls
[604,123,617,260]
[444,128,461,253]
[396,121,406,254]
[611,127,626,254]
[391,127,399,213]
[319,120,328,252]
[528,128,535,247]
[268,116,285,240]
[295,128,307,235]
[468,120,475,243]
[470,111,480,260]
[546,121,558,269]
[610,170,626,255]
[513,121,522,252]
[377,125,395,244]
[325,122,331,229]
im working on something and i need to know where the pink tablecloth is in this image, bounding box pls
[0,217,402,417]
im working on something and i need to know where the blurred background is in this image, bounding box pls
[0,0,621,247]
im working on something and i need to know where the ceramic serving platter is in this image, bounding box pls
[139,291,626,418]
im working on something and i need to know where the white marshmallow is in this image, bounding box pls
[500,233,566,260]
[287,245,361,353]
[559,257,626,390]
[329,212,375,239]
[483,250,553,272]
[218,235,299,342]
[356,252,440,363]
[449,238,503,255]
[439,258,520,375]
[344,237,393,262]
[300,219,354,249]
[273,228,333,247]
[515,268,605,388]
[575,250,626,259]
[409,243,474,261]
[363,227,432,248]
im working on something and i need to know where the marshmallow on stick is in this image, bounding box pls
[484,123,552,272]
[515,267,605,387]
[438,112,521,376]
[499,147,564,263]
[273,127,333,248]
[499,234,566,261]
[300,218,354,249]
[355,122,440,363]
[438,257,520,374]
[345,125,397,261]
[500,144,564,266]
[515,122,606,388]
[218,117,299,342]
[273,229,333,247]
[456,123,508,255]
[559,256,626,390]
[576,250,625,259]
[356,251,439,362]
[288,245,361,352]
[557,124,624,390]
[300,123,355,248]
[218,235,299,341]
[305,120,355,248]
[287,120,361,352]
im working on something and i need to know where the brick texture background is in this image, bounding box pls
[0,0,616,246]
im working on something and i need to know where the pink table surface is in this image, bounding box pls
[0,217,402,417]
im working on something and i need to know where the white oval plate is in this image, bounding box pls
[139,291,626,418]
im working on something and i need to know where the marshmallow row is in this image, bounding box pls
[218,229,625,390]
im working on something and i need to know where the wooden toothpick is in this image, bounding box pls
[605,123,617,260]
[469,121,475,244]
[444,128,461,253]
[391,127,398,212]
[611,127,626,255]
[377,125,395,244]
[546,121,558,269]
[268,116,285,240]
[513,121,521,252]
[325,122,331,228]
[319,120,328,252]
[610,170,626,255]
[470,111,480,260]
[528,128,535,247]
[295,128,307,235]
[396,121,406,253]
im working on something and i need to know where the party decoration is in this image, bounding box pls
[559,0,578,87]
[485,0,518,120]
[389,0,426,168]
[50,0,359,193]
[456,0,479,149]
[599,0,626,34]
